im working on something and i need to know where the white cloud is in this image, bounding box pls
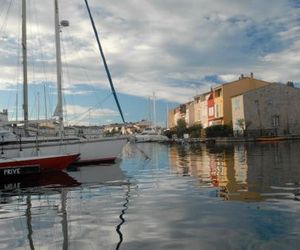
[1,0,300,108]
[218,74,240,83]
[64,104,119,125]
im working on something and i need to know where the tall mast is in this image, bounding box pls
[153,92,156,129]
[44,84,48,121]
[22,0,29,135]
[16,93,18,121]
[166,103,169,129]
[54,0,64,136]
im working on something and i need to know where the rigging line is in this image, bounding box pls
[0,0,9,20]
[33,2,50,80]
[70,94,113,125]
[0,0,12,36]
[14,0,22,122]
[63,93,69,127]
[32,2,50,121]
[10,31,21,120]
[84,0,126,124]
[60,31,73,127]
[0,1,13,114]
[70,92,113,126]
[28,0,37,120]
[66,27,104,105]
[63,25,104,106]
[60,32,69,123]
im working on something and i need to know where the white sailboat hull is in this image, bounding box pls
[0,137,128,164]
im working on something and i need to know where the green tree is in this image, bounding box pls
[188,124,203,138]
[176,119,187,138]
[205,124,233,137]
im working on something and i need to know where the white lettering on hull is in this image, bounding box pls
[4,168,20,175]
[4,183,21,190]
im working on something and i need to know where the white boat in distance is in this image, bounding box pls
[134,128,169,143]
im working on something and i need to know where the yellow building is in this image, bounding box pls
[210,74,270,125]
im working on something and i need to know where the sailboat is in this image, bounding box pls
[0,0,128,164]
[0,153,79,176]
[134,93,169,143]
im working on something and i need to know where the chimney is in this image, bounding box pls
[250,72,254,78]
[286,81,294,88]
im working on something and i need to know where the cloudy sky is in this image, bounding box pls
[0,0,300,126]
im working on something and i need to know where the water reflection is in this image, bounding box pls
[169,141,300,202]
[26,195,34,250]
[67,163,126,185]
[0,162,129,250]
[116,185,130,250]
[1,142,300,249]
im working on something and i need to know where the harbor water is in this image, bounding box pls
[0,141,300,249]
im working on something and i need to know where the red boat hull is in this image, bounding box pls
[0,154,80,175]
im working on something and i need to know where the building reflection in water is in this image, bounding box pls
[169,141,300,202]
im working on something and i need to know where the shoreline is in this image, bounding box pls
[168,135,300,144]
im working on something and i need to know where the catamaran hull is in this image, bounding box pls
[0,137,128,164]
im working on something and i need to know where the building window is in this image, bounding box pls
[215,89,222,97]
[215,104,219,117]
[208,107,214,117]
[200,95,205,102]
[233,98,240,111]
[272,115,280,127]
[214,104,222,118]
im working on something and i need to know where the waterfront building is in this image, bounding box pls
[186,101,195,127]
[232,82,300,136]
[194,92,210,128]
[168,109,176,129]
[208,74,270,126]
[207,90,215,126]
[169,105,187,128]
[168,74,279,130]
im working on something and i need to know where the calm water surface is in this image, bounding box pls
[0,141,300,249]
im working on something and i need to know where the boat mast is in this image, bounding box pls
[166,102,169,129]
[54,0,64,137]
[44,84,48,121]
[22,0,29,135]
[153,92,156,130]
[16,93,18,121]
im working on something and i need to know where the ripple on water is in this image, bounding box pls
[1,142,300,249]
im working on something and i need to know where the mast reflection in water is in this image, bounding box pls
[1,142,300,249]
